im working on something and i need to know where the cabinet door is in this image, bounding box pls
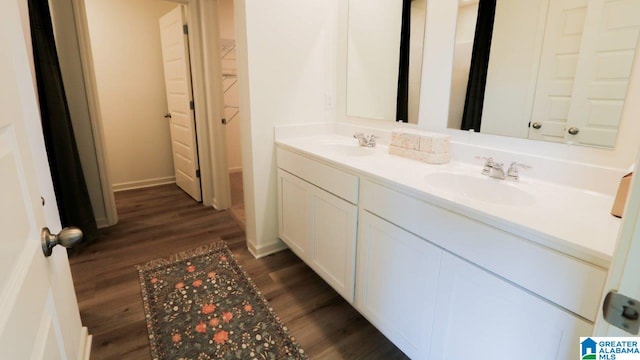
[310,185,358,302]
[277,169,358,302]
[278,169,313,258]
[355,211,441,359]
[429,253,593,360]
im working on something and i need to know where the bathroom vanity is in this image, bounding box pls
[275,126,621,360]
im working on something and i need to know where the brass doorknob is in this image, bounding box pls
[568,127,580,135]
[531,122,542,129]
[41,227,83,257]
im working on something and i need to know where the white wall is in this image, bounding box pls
[346,0,402,121]
[85,0,178,190]
[218,0,242,172]
[49,0,108,226]
[235,0,338,256]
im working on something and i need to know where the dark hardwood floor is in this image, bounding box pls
[69,184,408,359]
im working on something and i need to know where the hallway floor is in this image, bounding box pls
[229,171,245,229]
[69,184,407,359]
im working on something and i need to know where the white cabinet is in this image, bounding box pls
[355,211,441,360]
[429,252,593,360]
[358,179,597,359]
[277,169,358,302]
[356,208,592,360]
[275,146,600,360]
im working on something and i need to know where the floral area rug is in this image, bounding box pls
[136,242,306,359]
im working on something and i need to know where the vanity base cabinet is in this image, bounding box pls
[275,148,599,360]
[277,169,357,303]
[355,211,441,360]
[429,252,593,360]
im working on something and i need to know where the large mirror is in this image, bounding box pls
[346,0,427,123]
[448,0,640,148]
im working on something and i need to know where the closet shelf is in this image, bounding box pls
[223,106,239,124]
[223,78,237,93]
[220,38,236,60]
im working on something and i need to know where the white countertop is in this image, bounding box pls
[276,133,621,268]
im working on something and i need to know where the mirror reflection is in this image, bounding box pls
[346,0,427,123]
[448,0,640,148]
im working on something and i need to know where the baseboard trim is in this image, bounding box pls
[228,167,243,174]
[78,326,92,360]
[112,176,176,192]
[95,216,109,229]
[247,238,288,259]
[212,197,224,211]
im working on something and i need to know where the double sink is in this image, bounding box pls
[311,136,536,207]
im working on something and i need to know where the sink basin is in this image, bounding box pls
[424,172,536,206]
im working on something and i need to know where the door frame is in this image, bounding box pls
[69,0,231,219]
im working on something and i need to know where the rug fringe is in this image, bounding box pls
[135,241,227,271]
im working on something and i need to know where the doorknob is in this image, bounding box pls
[567,127,580,135]
[41,227,83,257]
[531,122,542,129]
[603,290,639,334]
[164,113,172,119]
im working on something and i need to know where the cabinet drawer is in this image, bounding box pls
[360,179,607,322]
[277,148,359,203]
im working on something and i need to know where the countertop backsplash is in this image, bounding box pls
[275,122,627,196]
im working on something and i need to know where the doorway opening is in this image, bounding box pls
[216,0,245,229]
[66,0,239,229]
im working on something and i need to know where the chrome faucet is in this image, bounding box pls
[477,157,530,181]
[353,133,378,147]
[488,162,506,180]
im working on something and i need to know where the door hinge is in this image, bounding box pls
[189,100,194,110]
[195,169,201,178]
[183,24,189,35]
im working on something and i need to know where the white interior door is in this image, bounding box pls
[159,6,202,202]
[594,150,640,336]
[564,0,640,148]
[529,0,587,142]
[0,0,87,358]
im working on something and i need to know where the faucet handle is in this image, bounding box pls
[353,133,377,147]
[506,162,531,181]
[368,134,378,145]
[475,156,494,175]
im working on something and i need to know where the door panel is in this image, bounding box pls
[429,253,592,360]
[529,0,587,142]
[595,150,640,335]
[565,0,640,147]
[278,170,313,257]
[355,211,440,359]
[0,0,84,356]
[311,184,357,302]
[159,6,202,201]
